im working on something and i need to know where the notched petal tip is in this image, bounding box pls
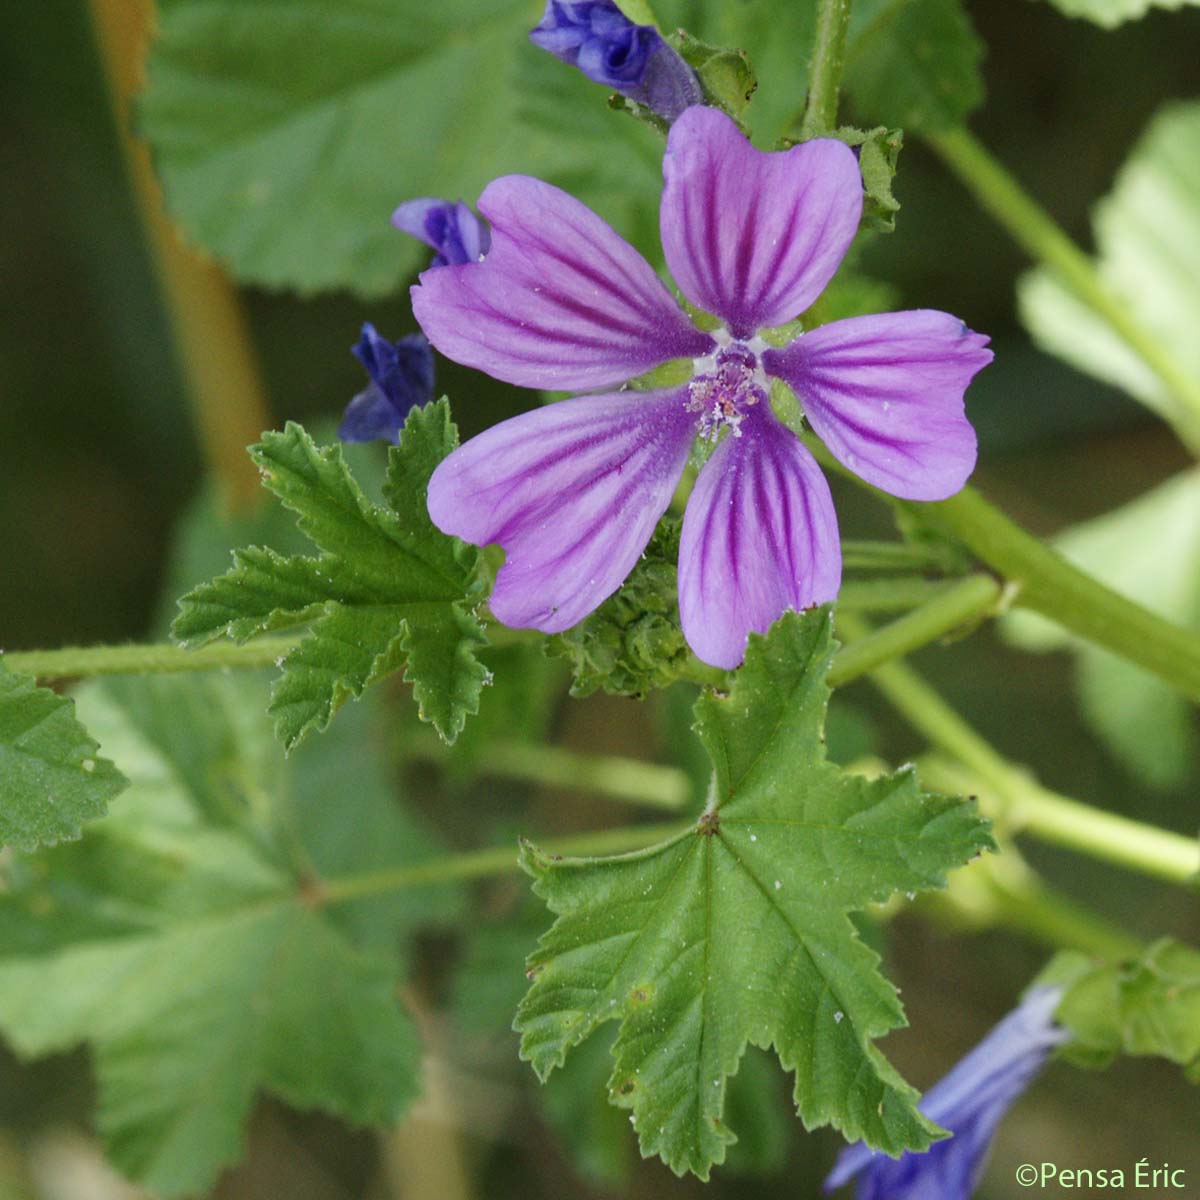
[411,174,709,392]
[661,107,863,337]
[764,310,991,503]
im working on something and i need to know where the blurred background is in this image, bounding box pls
[1,1,1198,1197]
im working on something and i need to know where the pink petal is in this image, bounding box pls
[763,310,992,501]
[411,176,712,391]
[678,408,841,669]
[428,389,695,633]
[660,107,862,340]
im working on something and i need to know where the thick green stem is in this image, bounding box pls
[318,822,685,905]
[928,852,1143,961]
[800,0,853,138]
[405,731,691,812]
[926,127,1200,456]
[840,614,1199,887]
[840,539,965,573]
[828,574,1002,687]
[898,485,1200,701]
[803,433,1200,700]
[922,754,1199,888]
[837,578,960,614]
[2,638,301,679]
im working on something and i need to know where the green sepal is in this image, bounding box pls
[548,518,703,698]
[1049,939,1200,1078]
[668,29,757,123]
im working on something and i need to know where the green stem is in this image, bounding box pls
[926,127,1200,456]
[318,822,685,905]
[800,0,853,138]
[837,578,959,614]
[927,852,1143,960]
[2,638,302,679]
[840,614,1199,886]
[922,754,1199,888]
[405,731,691,812]
[802,434,1200,700]
[840,539,965,573]
[898,485,1200,701]
[828,574,1002,687]
[989,885,1143,960]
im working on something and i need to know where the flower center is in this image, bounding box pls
[686,333,769,442]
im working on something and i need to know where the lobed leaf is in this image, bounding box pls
[1018,101,1200,440]
[139,0,663,296]
[173,402,489,747]
[0,662,126,850]
[516,608,993,1178]
[844,0,985,133]
[0,674,460,1196]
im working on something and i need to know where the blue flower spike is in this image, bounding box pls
[338,323,435,444]
[530,1,702,123]
[825,986,1069,1200]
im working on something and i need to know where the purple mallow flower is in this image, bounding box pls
[392,198,490,268]
[414,106,991,668]
[338,323,435,444]
[530,1,702,123]
[825,986,1069,1199]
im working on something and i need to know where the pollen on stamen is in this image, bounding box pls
[685,341,769,442]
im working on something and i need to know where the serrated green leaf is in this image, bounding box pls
[1018,102,1200,442]
[139,0,663,296]
[1054,939,1200,1078]
[1038,0,1200,28]
[451,896,790,1186]
[0,674,460,1196]
[1003,470,1200,788]
[174,402,488,747]
[845,0,985,133]
[0,662,126,850]
[516,608,992,1178]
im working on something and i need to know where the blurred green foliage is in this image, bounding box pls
[1,0,1199,1197]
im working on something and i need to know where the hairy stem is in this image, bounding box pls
[840,539,966,573]
[840,613,1199,886]
[828,574,1003,686]
[800,0,853,138]
[923,754,1199,888]
[3,638,302,679]
[898,485,1200,701]
[801,435,1200,700]
[926,126,1200,456]
[405,731,692,812]
[318,822,685,905]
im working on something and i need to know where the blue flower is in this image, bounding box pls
[824,986,1069,1200]
[391,199,490,268]
[338,324,434,444]
[530,1,701,123]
